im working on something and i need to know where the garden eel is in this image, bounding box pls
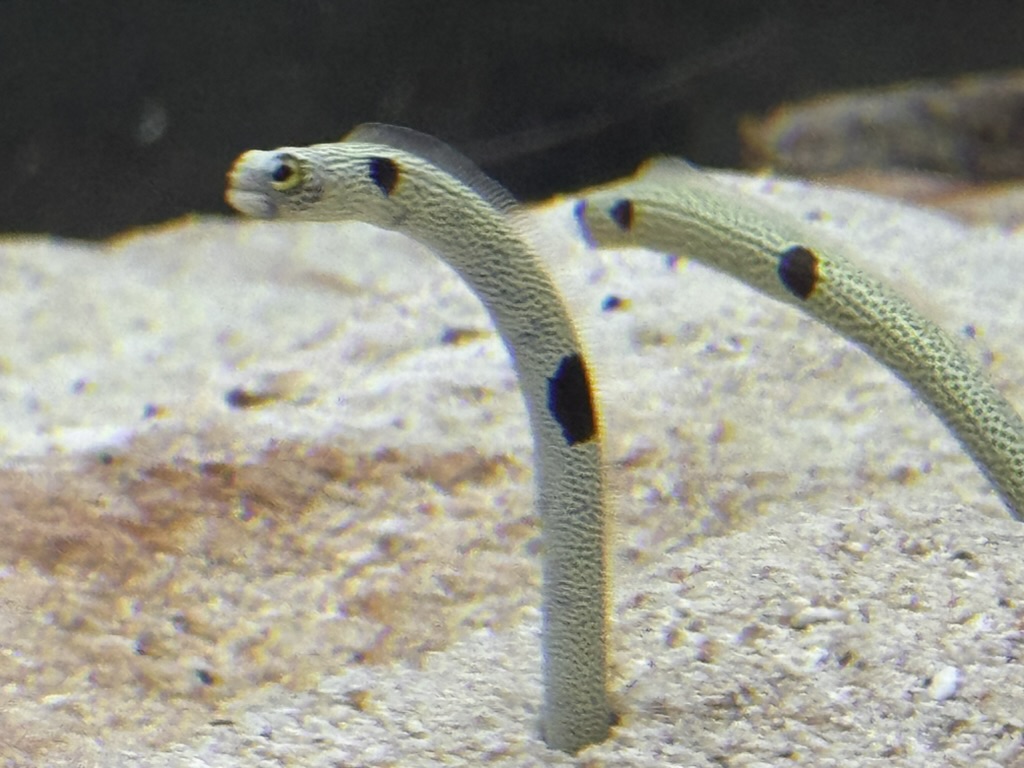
[575,157,1024,520]
[226,123,610,753]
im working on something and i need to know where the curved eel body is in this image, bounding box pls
[575,158,1024,520]
[227,124,610,753]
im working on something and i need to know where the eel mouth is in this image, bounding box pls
[225,151,279,219]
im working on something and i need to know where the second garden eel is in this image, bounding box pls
[226,123,610,753]
[575,157,1024,520]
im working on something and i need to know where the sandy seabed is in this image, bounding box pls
[2,175,1024,766]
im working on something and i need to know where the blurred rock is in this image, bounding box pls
[5,2,1024,237]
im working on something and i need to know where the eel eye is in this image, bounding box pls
[270,155,301,191]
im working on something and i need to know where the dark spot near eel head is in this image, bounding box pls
[609,199,634,231]
[547,353,597,445]
[369,156,400,196]
[777,245,819,300]
[573,199,598,247]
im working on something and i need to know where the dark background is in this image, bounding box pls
[4,1,1024,239]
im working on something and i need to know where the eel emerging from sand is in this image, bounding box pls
[227,123,610,753]
[575,157,1024,521]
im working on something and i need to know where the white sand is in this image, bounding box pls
[2,175,1023,766]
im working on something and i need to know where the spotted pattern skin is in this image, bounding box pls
[227,124,609,753]
[576,157,1024,520]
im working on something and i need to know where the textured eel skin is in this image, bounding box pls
[226,124,610,753]
[576,157,1024,520]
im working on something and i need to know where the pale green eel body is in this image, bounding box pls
[576,158,1024,520]
[226,124,610,753]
